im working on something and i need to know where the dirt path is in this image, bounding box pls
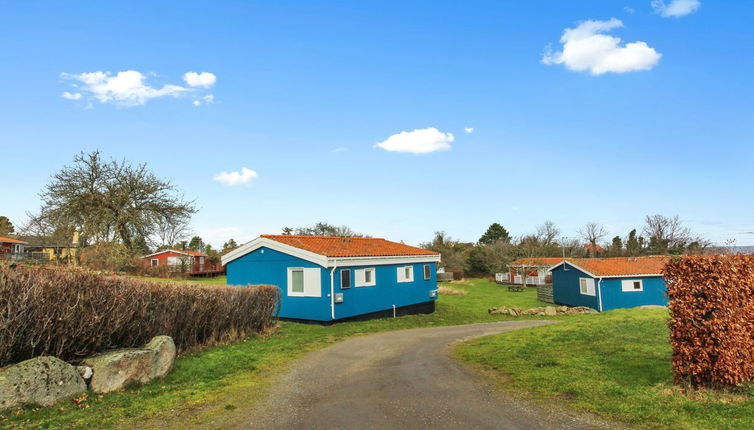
[234,320,616,430]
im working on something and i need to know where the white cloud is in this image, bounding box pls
[61,70,190,106]
[203,94,214,103]
[213,167,258,187]
[374,127,454,154]
[542,18,661,75]
[331,147,348,153]
[464,127,474,134]
[183,71,216,88]
[651,0,700,18]
[61,91,82,100]
[624,6,635,14]
[193,100,201,106]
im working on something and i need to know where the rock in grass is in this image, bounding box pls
[83,336,176,394]
[0,356,86,411]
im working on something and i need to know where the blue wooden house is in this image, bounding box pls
[548,256,670,311]
[221,235,441,322]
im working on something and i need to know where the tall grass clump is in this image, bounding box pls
[0,264,278,367]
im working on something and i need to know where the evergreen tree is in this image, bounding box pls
[478,223,511,245]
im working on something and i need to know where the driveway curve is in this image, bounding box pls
[239,320,614,430]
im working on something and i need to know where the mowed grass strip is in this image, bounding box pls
[4,278,550,429]
[456,309,754,430]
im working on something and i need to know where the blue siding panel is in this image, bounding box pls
[226,247,331,321]
[226,247,438,321]
[333,263,438,320]
[551,264,600,310]
[600,277,667,310]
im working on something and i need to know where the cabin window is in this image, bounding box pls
[621,279,644,292]
[287,267,322,297]
[151,259,159,267]
[167,256,181,266]
[397,265,414,283]
[579,278,596,296]
[355,268,376,287]
[341,269,351,289]
[423,264,431,280]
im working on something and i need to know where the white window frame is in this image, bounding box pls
[621,279,644,292]
[287,267,322,297]
[397,265,414,283]
[355,268,376,287]
[340,269,351,289]
[151,259,159,267]
[167,256,182,266]
[423,264,431,280]
[579,277,596,296]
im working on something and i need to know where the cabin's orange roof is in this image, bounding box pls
[508,257,564,266]
[261,235,438,258]
[564,256,671,277]
[0,237,28,245]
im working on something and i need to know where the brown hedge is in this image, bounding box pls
[0,264,279,367]
[664,254,754,388]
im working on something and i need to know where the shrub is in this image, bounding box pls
[664,254,754,388]
[79,242,136,272]
[0,265,279,367]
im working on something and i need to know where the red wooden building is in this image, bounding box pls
[142,249,222,275]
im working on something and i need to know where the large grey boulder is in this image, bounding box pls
[0,356,86,411]
[83,335,176,394]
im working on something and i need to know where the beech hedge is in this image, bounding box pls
[664,254,754,388]
[0,265,279,367]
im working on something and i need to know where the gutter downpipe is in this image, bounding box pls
[329,260,337,321]
[597,277,604,312]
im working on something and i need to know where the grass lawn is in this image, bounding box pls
[456,309,754,430]
[3,278,550,429]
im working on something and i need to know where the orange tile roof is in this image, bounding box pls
[0,237,28,245]
[509,257,564,266]
[261,235,438,258]
[564,256,671,277]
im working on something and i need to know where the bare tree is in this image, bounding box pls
[536,221,560,246]
[38,151,196,251]
[642,214,709,254]
[579,222,607,257]
[152,216,191,250]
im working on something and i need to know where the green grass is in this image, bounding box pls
[456,309,754,430]
[2,278,550,429]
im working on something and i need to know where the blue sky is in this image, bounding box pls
[1,0,753,247]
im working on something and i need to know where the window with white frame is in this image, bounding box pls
[397,265,414,283]
[167,256,181,266]
[287,267,322,297]
[340,269,351,289]
[423,264,431,280]
[355,268,376,287]
[579,277,596,296]
[621,279,643,292]
[151,259,159,267]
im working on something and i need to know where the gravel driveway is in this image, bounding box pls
[238,320,616,430]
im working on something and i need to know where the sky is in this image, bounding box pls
[1,0,753,248]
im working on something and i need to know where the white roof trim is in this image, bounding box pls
[547,260,663,279]
[142,249,203,259]
[221,237,329,267]
[221,237,441,268]
[329,254,441,268]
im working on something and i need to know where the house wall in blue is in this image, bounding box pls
[551,262,667,311]
[226,246,438,321]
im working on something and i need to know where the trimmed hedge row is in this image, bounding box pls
[0,265,279,367]
[664,254,754,388]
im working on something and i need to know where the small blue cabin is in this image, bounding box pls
[548,256,670,311]
[221,235,441,322]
